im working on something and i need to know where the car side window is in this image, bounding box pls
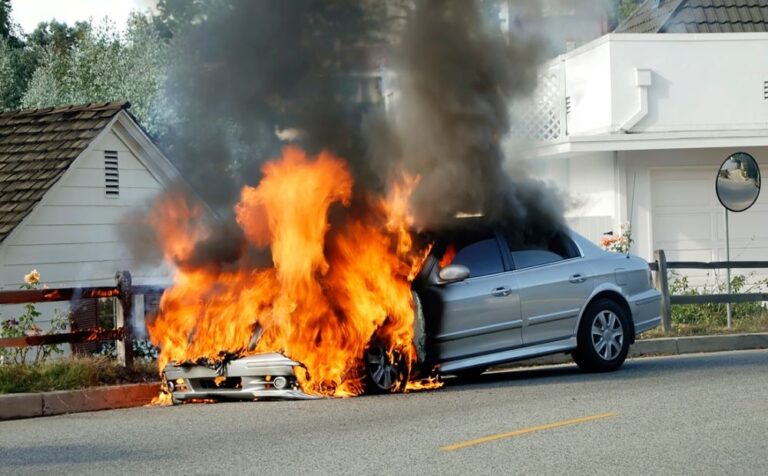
[448,238,504,278]
[509,249,564,269]
[505,231,580,270]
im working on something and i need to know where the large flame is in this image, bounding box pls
[148,146,432,396]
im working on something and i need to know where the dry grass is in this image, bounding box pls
[0,356,159,394]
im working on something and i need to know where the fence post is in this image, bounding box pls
[653,250,672,333]
[115,271,134,369]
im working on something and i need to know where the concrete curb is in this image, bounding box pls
[0,382,160,421]
[495,332,768,367]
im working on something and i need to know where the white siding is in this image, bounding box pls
[0,129,168,289]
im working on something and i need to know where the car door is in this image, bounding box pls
[433,235,523,362]
[504,233,594,345]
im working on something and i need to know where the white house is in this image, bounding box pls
[516,25,768,278]
[0,102,177,336]
[0,101,176,289]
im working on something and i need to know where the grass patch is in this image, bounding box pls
[641,313,768,338]
[0,356,159,394]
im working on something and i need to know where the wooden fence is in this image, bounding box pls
[650,250,768,332]
[0,271,161,368]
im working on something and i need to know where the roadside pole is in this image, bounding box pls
[724,210,732,329]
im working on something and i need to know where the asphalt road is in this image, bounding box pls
[1,350,767,475]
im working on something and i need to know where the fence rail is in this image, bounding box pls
[652,250,768,332]
[0,271,158,368]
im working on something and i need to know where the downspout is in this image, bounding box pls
[618,69,652,133]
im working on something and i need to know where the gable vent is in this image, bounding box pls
[764,80,768,100]
[104,150,119,198]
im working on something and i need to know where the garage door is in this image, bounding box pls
[651,167,768,283]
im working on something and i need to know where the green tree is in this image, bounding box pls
[610,0,643,27]
[153,0,223,39]
[26,20,90,54]
[21,14,168,135]
[0,0,21,47]
[0,0,27,110]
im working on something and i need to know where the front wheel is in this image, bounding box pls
[364,340,408,394]
[573,299,630,372]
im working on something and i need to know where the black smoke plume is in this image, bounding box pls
[160,0,389,208]
[385,0,565,240]
[128,0,566,269]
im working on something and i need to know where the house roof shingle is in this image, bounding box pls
[0,101,128,242]
[615,0,768,33]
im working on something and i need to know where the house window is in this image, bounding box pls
[104,150,119,198]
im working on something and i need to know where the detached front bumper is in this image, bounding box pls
[163,352,319,402]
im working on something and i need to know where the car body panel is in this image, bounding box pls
[438,336,577,373]
[514,258,594,344]
[433,271,523,361]
[164,353,319,401]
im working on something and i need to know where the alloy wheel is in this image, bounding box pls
[590,310,624,361]
[366,342,400,391]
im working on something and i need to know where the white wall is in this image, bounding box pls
[535,151,620,243]
[563,40,613,135]
[561,33,768,136]
[0,128,167,290]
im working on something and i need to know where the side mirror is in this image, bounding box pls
[438,264,470,284]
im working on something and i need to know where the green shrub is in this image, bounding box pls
[669,272,768,328]
[0,270,71,365]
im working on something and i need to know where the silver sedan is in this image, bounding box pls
[165,227,662,400]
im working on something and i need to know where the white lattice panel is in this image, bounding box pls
[510,66,565,143]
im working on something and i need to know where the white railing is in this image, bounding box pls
[510,60,567,143]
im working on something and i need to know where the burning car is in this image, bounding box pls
[163,223,661,402]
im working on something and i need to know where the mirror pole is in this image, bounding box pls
[724,209,732,329]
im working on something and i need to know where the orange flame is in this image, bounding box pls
[148,146,432,396]
[439,244,457,268]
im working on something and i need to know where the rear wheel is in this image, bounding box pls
[573,299,630,372]
[364,340,408,394]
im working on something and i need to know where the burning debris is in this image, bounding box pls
[133,0,567,400]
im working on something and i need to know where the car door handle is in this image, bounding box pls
[569,274,587,284]
[491,286,512,297]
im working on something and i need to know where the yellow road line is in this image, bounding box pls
[440,412,619,452]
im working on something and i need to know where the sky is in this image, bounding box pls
[10,0,158,33]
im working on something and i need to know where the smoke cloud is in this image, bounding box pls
[383,0,565,240]
[128,0,567,269]
[160,0,388,208]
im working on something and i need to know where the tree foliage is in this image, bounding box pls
[21,15,168,135]
[611,0,643,26]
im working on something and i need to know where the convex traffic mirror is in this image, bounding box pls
[716,152,761,213]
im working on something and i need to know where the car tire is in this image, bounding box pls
[364,339,408,394]
[573,298,630,373]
